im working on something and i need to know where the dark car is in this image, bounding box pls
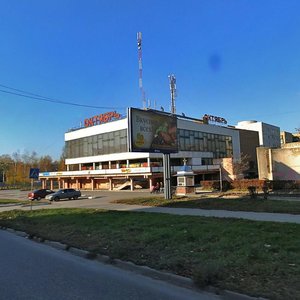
[45,188,81,201]
[28,189,55,200]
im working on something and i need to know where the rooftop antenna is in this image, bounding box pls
[137,32,146,109]
[168,74,177,114]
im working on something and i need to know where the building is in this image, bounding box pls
[280,131,300,145]
[233,128,259,178]
[235,120,280,148]
[40,108,242,190]
[257,142,300,180]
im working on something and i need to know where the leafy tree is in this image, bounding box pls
[39,155,53,172]
[58,146,67,171]
[0,155,13,183]
[0,149,66,185]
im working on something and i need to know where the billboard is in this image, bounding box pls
[128,108,178,153]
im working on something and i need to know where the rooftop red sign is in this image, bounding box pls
[84,111,121,127]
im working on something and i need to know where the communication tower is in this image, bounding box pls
[137,32,146,109]
[168,74,177,114]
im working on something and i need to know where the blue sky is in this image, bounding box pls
[1,0,300,159]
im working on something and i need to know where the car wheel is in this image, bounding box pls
[37,197,41,200]
[74,196,78,200]
[54,197,59,201]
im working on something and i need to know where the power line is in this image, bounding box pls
[0,83,126,110]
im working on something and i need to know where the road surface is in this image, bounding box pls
[0,230,219,300]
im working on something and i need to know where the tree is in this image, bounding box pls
[39,155,53,172]
[0,155,13,183]
[232,153,251,179]
[12,151,21,185]
[58,146,67,171]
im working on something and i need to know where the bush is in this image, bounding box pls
[200,180,231,191]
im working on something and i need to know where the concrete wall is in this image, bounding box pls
[257,144,300,180]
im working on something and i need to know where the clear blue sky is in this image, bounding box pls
[1,0,300,159]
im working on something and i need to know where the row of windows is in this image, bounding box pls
[178,129,233,158]
[66,129,127,158]
[65,128,233,159]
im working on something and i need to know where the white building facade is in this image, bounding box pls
[39,110,241,191]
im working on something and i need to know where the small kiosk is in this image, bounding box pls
[175,165,195,195]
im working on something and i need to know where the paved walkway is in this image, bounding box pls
[0,190,300,224]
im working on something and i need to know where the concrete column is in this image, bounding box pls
[116,161,120,169]
[50,179,54,190]
[109,161,112,169]
[93,163,95,170]
[67,165,70,171]
[149,178,153,191]
[147,157,150,167]
[58,178,61,189]
[130,178,134,191]
[109,178,112,191]
[126,160,130,167]
[79,164,82,171]
[268,149,274,180]
[76,179,79,190]
[91,178,94,191]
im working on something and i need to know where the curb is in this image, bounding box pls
[68,246,90,258]
[44,240,68,251]
[1,227,267,300]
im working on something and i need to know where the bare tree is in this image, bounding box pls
[232,153,251,178]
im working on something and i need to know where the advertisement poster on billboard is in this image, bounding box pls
[128,108,178,153]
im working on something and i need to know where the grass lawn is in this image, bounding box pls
[0,199,28,205]
[113,196,300,214]
[0,208,299,299]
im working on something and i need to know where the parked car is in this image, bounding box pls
[28,189,55,200]
[45,188,81,201]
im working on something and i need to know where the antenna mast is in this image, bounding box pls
[168,74,177,114]
[137,32,146,109]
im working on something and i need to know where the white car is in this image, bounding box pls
[46,189,81,201]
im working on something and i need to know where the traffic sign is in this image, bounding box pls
[29,168,40,179]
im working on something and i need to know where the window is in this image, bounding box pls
[177,129,233,158]
[65,129,128,158]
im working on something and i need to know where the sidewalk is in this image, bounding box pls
[130,206,300,224]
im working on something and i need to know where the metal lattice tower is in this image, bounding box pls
[137,32,146,109]
[168,74,177,114]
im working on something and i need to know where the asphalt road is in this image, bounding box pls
[0,230,219,300]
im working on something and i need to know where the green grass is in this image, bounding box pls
[113,196,300,214]
[0,208,299,299]
[0,199,27,205]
